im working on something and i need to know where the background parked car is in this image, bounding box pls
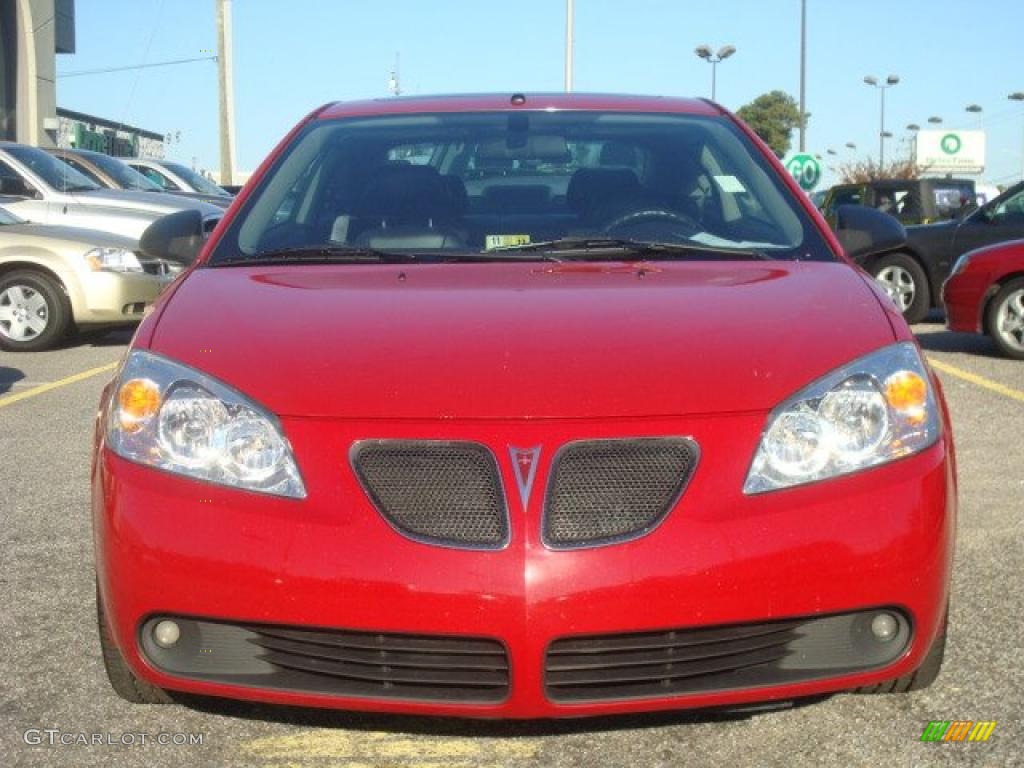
[944,239,1024,359]
[48,148,232,209]
[126,158,232,202]
[0,142,223,241]
[821,177,976,227]
[0,205,171,351]
[827,181,1024,323]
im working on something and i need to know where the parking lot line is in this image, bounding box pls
[928,358,1024,404]
[0,361,117,409]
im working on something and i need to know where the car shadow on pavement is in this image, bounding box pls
[0,365,25,395]
[913,325,999,357]
[171,692,832,736]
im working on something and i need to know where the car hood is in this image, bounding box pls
[0,222,138,252]
[149,260,896,419]
[73,188,222,216]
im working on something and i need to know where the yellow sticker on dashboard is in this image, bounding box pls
[485,234,531,250]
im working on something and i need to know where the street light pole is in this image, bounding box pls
[864,74,899,169]
[799,0,807,151]
[564,0,574,92]
[695,45,736,101]
[215,0,236,187]
[1010,92,1024,180]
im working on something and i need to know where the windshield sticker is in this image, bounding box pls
[485,234,531,250]
[713,175,747,194]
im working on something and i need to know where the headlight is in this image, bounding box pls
[84,247,143,272]
[949,253,972,277]
[106,350,305,498]
[744,343,940,493]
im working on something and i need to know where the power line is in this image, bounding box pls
[58,55,217,79]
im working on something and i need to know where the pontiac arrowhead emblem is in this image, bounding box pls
[508,445,542,510]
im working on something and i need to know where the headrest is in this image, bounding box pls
[600,142,639,167]
[355,164,454,221]
[566,168,641,214]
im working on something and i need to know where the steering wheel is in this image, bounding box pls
[601,207,700,236]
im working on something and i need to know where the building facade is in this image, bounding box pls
[1,0,75,145]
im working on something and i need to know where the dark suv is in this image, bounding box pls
[830,180,1024,323]
[821,178,975,227]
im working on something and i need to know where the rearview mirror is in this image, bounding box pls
[834,204,907,261]
[139,210,207,266]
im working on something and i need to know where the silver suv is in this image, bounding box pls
[0,142,222,242]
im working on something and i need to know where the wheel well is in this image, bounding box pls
[0,261,71,298]
[982,271,1024,335]
[863,249,937,307]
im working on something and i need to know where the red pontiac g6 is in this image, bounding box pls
[93,94,956,718]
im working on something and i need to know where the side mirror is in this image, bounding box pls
[834,204,907,261]
[139,210,206,266]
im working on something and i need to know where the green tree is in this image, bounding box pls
[736,91,805,158]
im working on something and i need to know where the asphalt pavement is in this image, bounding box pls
[1,320,1021,768]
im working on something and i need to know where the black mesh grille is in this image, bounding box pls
[543,438,698,548]
[545,610,911,702]
[141,617,509,704]
[352,440,508,548]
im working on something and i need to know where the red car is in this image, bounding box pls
[944,239,1024,359]
[92,94,956,718]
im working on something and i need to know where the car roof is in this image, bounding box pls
[317,93,723,120]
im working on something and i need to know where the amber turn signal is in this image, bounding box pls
[117,378,161,432]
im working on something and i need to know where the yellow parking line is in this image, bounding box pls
[0,361,117,409]
[928,357,1024,404]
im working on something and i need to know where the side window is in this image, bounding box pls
[0,158,38,198]
[824,188,862,217]
[134,165,178,191]
[991,189,1024,224]
[61,157,103,185]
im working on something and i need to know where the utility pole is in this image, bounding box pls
[216,0,237,187]
[564,0,574,92]
[799,0,806,151]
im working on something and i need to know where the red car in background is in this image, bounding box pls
[944,239,1024,359]
[92,94,955,718]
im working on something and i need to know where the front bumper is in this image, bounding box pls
[93,412,955,718]
[70,270,171,326]
[943,272,991,334]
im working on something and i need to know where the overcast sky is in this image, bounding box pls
[56,0,1024,186]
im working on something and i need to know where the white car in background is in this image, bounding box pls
[0,142,222,241]
[0,205,171,351]
[126,158,233,201]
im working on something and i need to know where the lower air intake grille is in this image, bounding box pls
[351,440,508,548]
[545,610,911,702]
[140,617,510,704]
[543,438,698,548]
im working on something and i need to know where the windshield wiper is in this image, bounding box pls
[483,237,773,261]
[214,245,421,266]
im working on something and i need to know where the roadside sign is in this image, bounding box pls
[784,153,821,191]
[914,130,985,174]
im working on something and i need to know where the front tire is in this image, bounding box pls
[97,585,172,704]
[986,277,1024,360]
[0,269,72,351]
[871,253,930,324]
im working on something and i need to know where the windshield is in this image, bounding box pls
[3,145,101,192]
[0,206,23,225]
[210,110,834,264]
[163,162,229,196]
[82,152,162,191]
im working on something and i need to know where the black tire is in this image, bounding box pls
[986,277,1024,360]
[856,611,947,694]
[870,253,931,324]
[96,585,172,704]
[0,269,72,351]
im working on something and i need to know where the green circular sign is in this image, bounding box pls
[785,153,821,191]
[940,133,962,155]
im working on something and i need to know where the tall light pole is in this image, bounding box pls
[799,0,807,151]
[1010,92,1024,179]
[564,0,574,92]
[216,0,236,186]
[695,45,736,101]
[864,74,899,169]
